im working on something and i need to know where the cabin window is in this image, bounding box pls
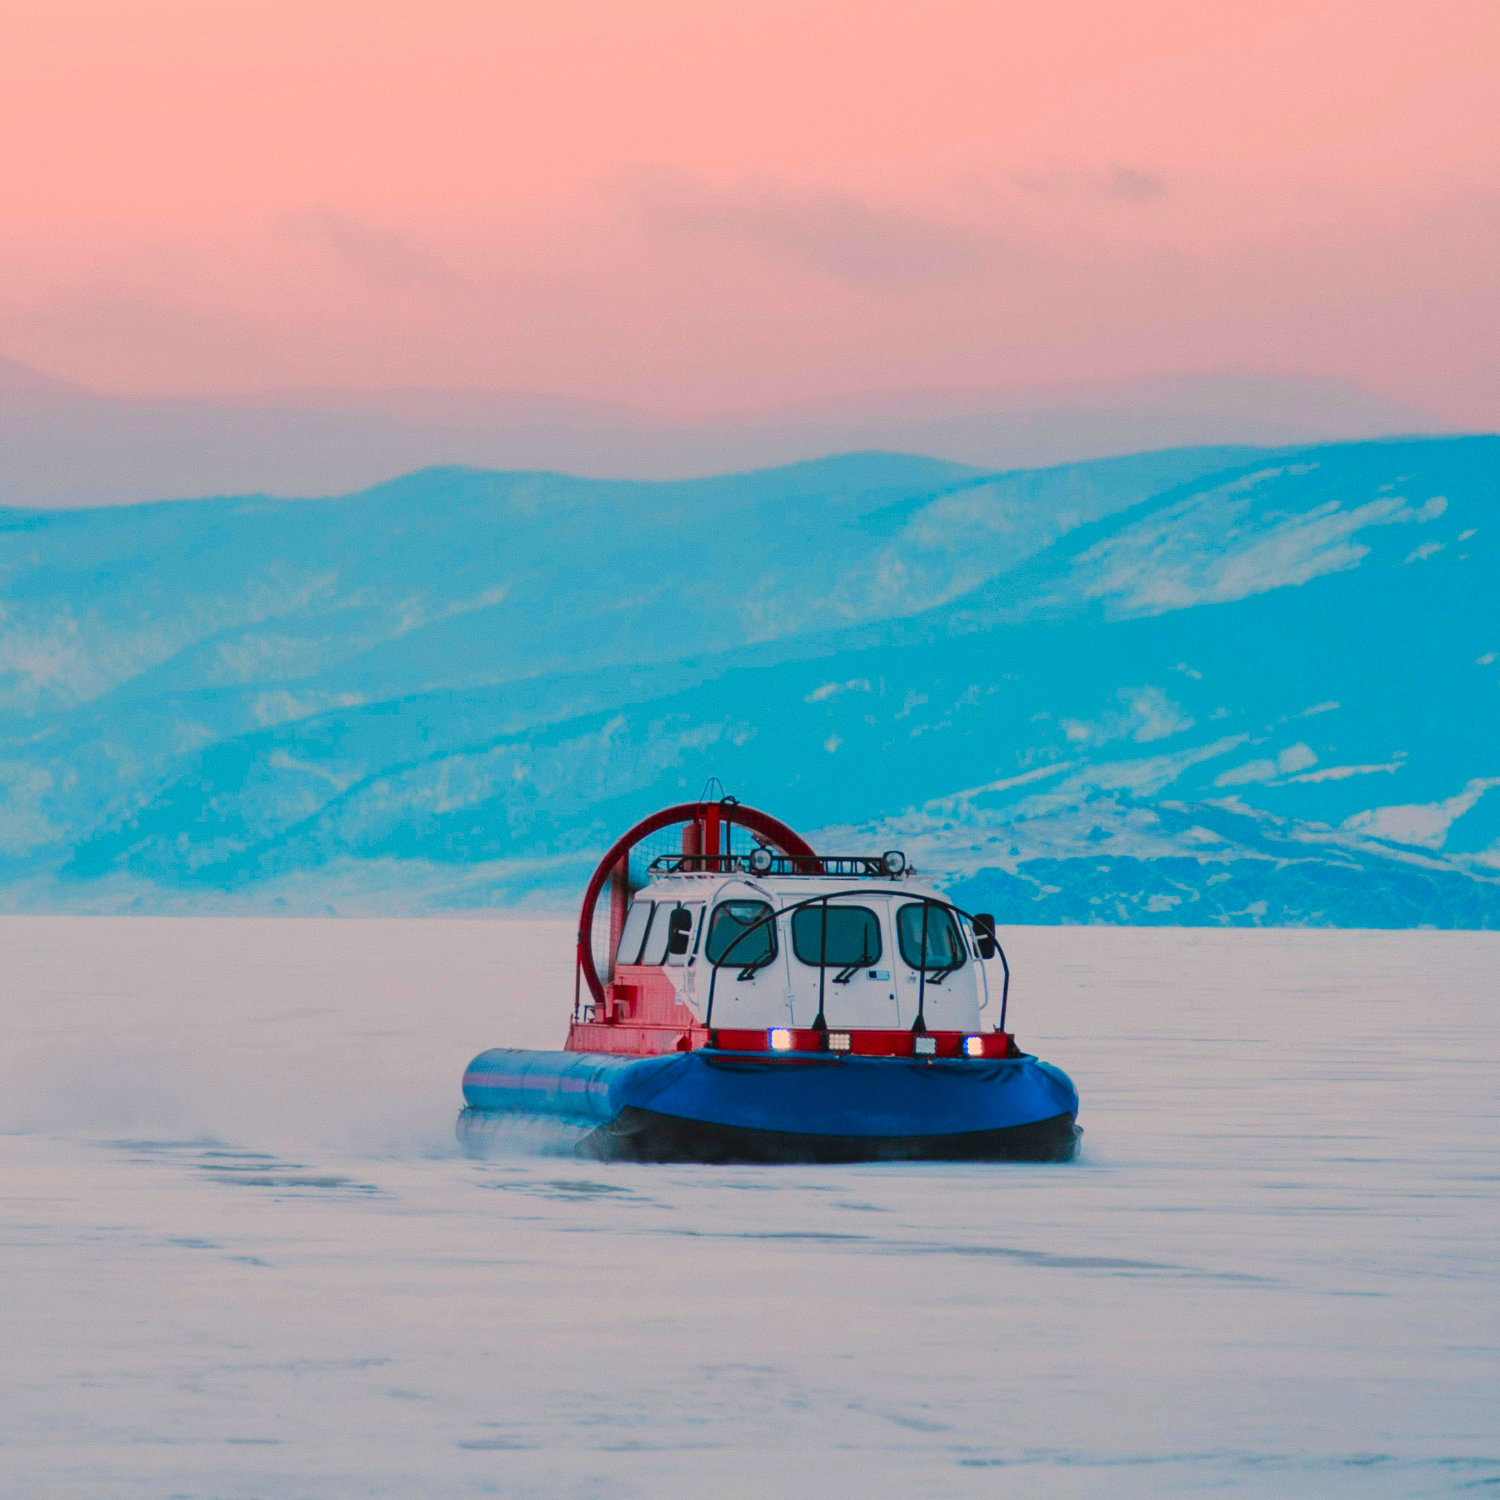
[705,900,777,967]
[638,902,677,966]
[896,903,966,971]
[615,899,653,966]
[664,901,704,967]
[790,904,882,968]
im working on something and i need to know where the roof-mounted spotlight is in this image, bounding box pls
[881,850,907,877]
[748,846,774,876]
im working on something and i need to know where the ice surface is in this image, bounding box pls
[1,919,1497,1497]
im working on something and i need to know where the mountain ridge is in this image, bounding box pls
[0,434,1495,924]
[0,357,1449,506]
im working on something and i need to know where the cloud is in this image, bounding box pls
[0,761,61,855]
[804,679,871,703]
[897,735,1249,840]
[953,762,1076,804]
[1288,761,1401,783]
[624,170,992,285]
[1404,540,1444,563]
[1060,686,1194,748]
[1277,742,1318,774]
[1012,163,1170,203]
[1044,735,1248,800]
[279,209,451,287]
[1102,165,1170,203]
[1341,777,1500,850]
[1213,741,1318,787]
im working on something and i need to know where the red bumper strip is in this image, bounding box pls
[710,1028,1014,1059]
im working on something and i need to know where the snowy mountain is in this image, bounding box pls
[0,435,1496,924]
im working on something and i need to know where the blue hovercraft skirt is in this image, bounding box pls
[458,1047,1080,1163]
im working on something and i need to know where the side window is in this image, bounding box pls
[615,900,653,966]
[665,902,703,967]
[706,901,777,967]
[638,903,674,966]
[896,903,966,971]
[791,905,882,967]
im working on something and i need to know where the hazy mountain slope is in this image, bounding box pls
[0,355,1437,506]
[1,436,1496,922]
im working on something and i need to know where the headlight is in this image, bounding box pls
[963,1035,985,1058]
[768,1028,794,1051]
[827,1031,851,1052]
[913,1034,936,1056]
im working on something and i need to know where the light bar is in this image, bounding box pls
[712,1027,1015,1057]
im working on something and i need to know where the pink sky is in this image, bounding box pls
[1,0,1496,424]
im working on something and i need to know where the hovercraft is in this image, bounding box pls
[458,800,1079,1163]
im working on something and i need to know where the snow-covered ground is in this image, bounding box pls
[1,918,1496,1498]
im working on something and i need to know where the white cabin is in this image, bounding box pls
[610,866,996,1034]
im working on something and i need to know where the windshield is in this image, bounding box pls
[896,903,966,971]
[706,900,776,967]
[791,904,882,967]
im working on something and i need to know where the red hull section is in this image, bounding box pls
[566,963,707,1055]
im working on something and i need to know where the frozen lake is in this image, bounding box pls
[2,918,1497,1498]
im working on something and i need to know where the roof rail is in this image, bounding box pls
[648,852,908,879]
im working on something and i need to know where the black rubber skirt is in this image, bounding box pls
[573,1105,1081,1164]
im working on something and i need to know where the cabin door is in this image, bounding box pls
[891,900,977,1032]
[703,897,785,1029]
[785,897,899,1030]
